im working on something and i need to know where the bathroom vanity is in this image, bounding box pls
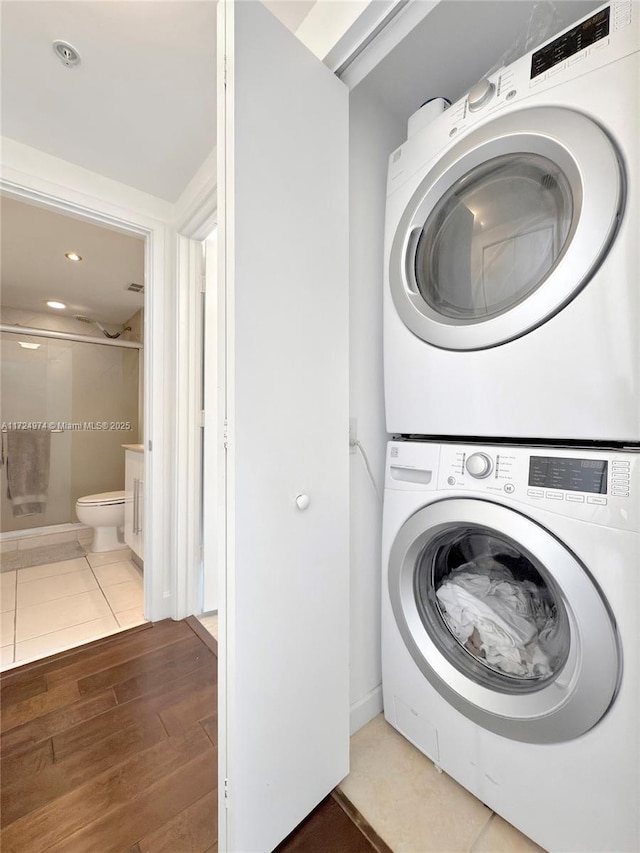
[123,445,144,561]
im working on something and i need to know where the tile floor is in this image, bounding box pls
[194,611,544,852]
[340,714,544,853]
[197,612,218,640]
[0,546,145,670]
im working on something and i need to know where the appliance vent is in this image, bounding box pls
[127,282,144,293]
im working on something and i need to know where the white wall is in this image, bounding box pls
[348,86,404,732]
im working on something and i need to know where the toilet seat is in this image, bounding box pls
[76,490,126,506]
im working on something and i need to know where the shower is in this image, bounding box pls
[74,315,132,339]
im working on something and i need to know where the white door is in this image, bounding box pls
[217,2,350,851]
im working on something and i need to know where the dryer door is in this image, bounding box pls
[388,498,621,743]
[389,107,623,350]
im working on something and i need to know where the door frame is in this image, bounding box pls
[0,145,174,621]
[173,155,218,618]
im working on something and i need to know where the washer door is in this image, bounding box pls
[389,107,624,350]
[388,499,621,743]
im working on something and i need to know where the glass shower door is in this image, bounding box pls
[1,330,139,534]
[1,333,74,532]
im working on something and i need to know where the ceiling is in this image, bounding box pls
[0,2,218,202]
[1,196,145,325]
[0,0,315,325]
[0,1,315,203]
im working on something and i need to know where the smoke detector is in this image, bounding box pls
[53,40,81,68]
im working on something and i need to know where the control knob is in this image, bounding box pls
[467,78,495,111]
[466,452,493,479]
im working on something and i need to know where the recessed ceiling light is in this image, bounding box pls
[65,252,83,262]
[46,300,67,310]
[19,342,41,350]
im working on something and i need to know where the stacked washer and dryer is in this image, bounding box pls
[381,3,640,851]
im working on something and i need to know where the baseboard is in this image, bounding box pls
[350,684,383,735]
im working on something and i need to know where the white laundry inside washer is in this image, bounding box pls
[435,556,555,678]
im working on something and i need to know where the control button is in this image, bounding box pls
[506,89,517,101]
[527,489,544,498]
[447,476,456,485]
[449,127,458,137]
[467,78,495,111]
[612,461,630,468]
[504,483,515,494]
[546,491,563,500]
[611,489,630,497]
[466,452,493,479]
[566,494,585,503]
[587,496,608,506]
[612,475,630,482]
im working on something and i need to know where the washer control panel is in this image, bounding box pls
[385,441,638,528]
[434,443,638,529]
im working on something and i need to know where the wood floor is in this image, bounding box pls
[1,617,384,853]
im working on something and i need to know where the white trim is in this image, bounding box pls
[338,0,439,89]
[171,149,217,620]
[296,0,375,62]
[172,235,204,618]
[297,0,440,90]
[174,148,218,240]
[1,138,174,622]
[349,684,383,734]
[202,232,221,613]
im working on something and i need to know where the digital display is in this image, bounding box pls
[531,7,610,78]
[528,456,608,494]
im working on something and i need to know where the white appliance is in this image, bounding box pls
[384,2,640,441]
[382,439,639,852]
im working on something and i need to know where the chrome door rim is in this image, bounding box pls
[388,498,621,743]
[388,107,623,351]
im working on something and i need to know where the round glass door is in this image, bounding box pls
[415,524,571,691]
[415,153,573,321]
[389,107,623,350]
[388,499,621,743]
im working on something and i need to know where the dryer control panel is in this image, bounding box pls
[531,6,611,78]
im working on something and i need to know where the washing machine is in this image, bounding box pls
[382,439,640,852]
[384,1,640,441]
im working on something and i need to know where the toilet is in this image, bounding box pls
[75,491,126,552]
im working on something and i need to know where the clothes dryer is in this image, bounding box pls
[382,439,639,851]
[384,2,640,441]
